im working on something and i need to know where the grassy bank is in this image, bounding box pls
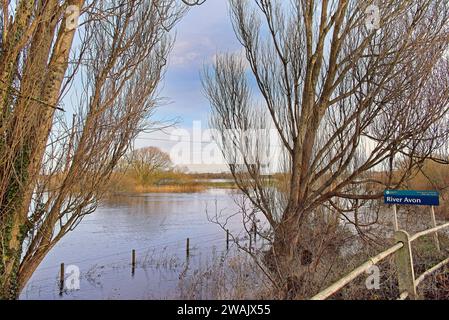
[134,184,206,193]
[107,170,237,194]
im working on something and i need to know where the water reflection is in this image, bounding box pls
[20,189,250,300]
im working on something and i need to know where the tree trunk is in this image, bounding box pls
[0,206,28,299]
[268,205,320,299]
[0,0,84,299]
[0,143,31,299]
[270,215,304,298]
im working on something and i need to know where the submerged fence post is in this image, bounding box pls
[59,263,65,294]
[132,249,136,275]
[226,229,229,251]
[395,230,417,299]
[430,206,441,252]
[186,238,190,258]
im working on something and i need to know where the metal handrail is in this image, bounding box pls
[311,242,403,300]
[398,291,409,300]
[415,256,449,286]
[410,221,449,242]
[312,220,449,300]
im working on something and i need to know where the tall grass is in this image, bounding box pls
[404,161,449,218]
[134,184,206,193]
[106,169,237,194]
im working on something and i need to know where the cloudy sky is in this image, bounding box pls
[134,0,241,172]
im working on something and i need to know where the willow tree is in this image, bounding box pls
[129,147,173,185]
[0,0,184,299]
[203,0,449,298]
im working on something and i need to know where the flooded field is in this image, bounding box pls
[20,189,258,300]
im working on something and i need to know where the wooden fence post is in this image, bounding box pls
[430,206,441,252]
[186,238,190,257]
[395,230,417,299]
[226,229,229,251]
[132,249,136,275]
[59,263,65,294]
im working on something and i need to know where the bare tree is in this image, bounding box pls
[0,0,185,299]
[129,147,173,185]
[203,0,449,298]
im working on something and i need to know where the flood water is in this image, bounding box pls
[20,189,255,300]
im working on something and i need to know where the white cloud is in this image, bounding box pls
[169,37,215,68]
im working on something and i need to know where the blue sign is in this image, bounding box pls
[384,190,439,206]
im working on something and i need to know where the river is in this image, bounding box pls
[20,189,257,300]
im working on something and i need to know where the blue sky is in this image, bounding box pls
[157,0,239,125]
[136,1,238,136]
[134,0,242,171]
[61,0,240,172]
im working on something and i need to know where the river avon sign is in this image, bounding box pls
[384,190,439,206]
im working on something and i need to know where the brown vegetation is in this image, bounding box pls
[108,169,207,194]
[107,147,238,194]
[0,0,185,299]
[203,0,449,298]
[404,161,449,219]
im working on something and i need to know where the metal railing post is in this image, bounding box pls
[430,206,441,252]
[392,204,399,232]
[311,222,449,300]
[395,230,417,300]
